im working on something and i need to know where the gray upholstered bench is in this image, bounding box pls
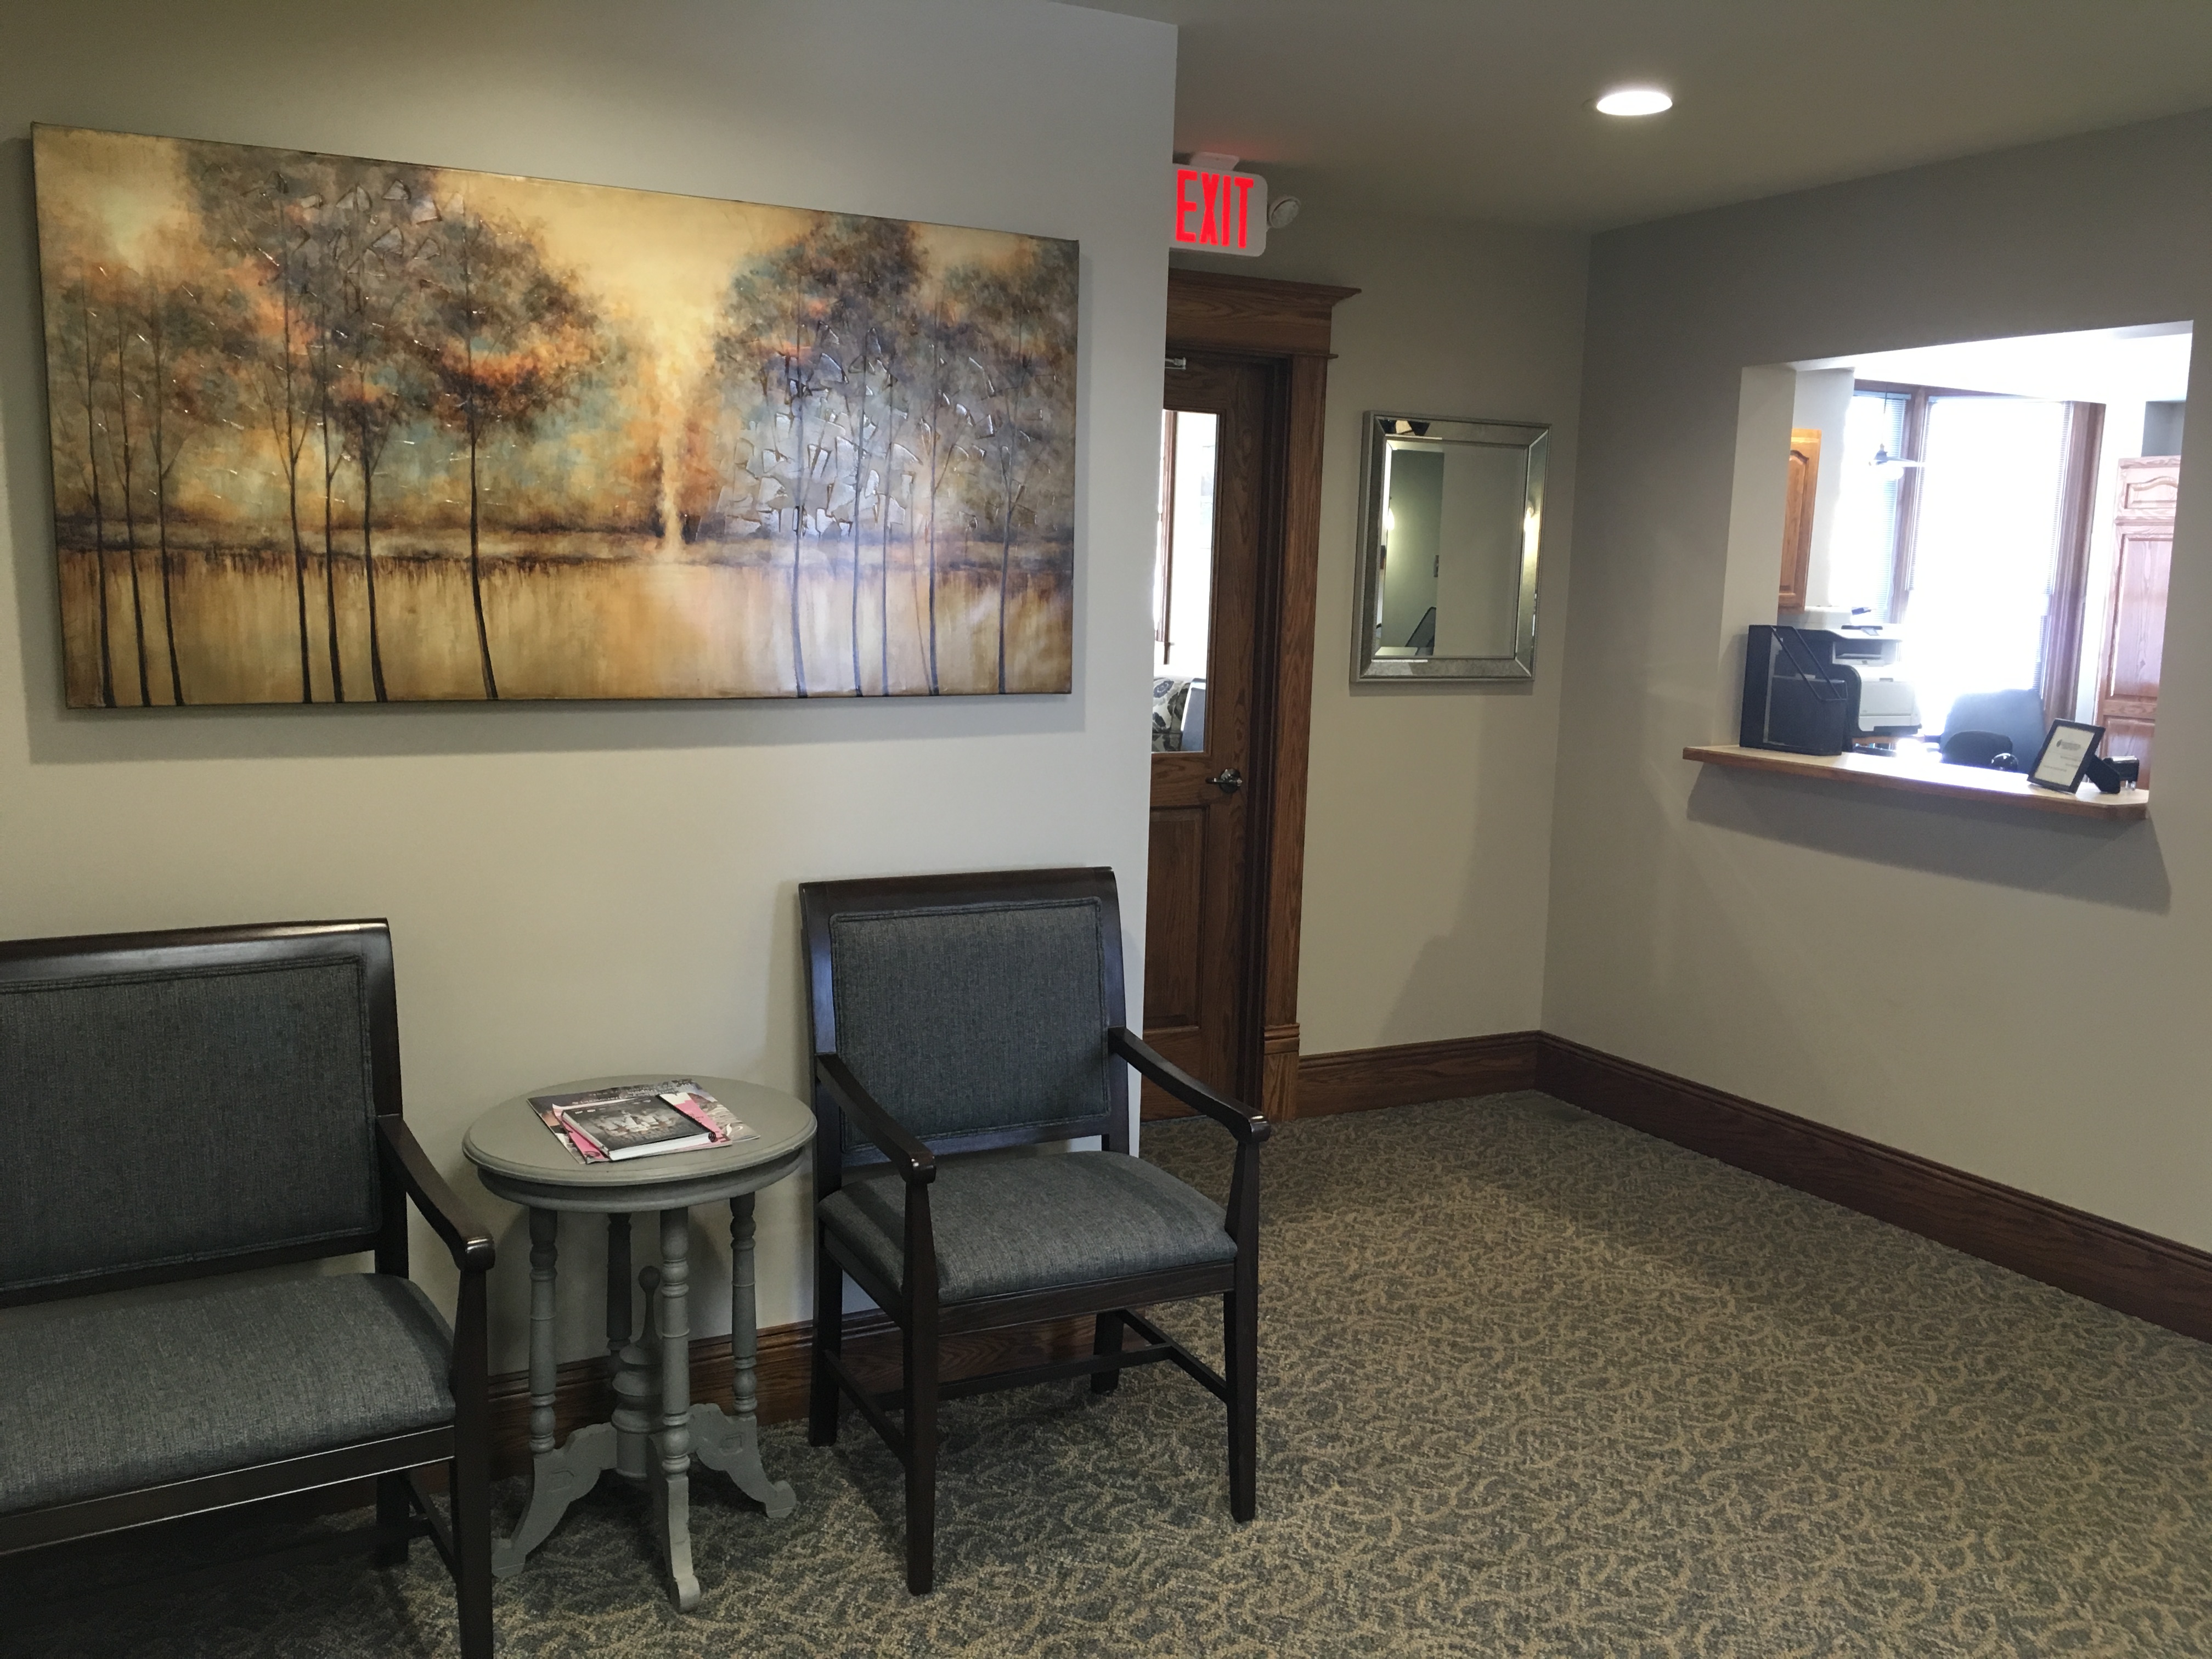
[0,921,495,1658]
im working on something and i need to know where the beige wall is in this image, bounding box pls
[1176,188,1588,1053]
[0,0,1175,1367]
[1547,110,2212,1249]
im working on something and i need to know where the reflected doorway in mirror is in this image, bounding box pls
[1354,413,1548,682]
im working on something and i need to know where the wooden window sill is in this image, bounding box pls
[1684,744,2149,821]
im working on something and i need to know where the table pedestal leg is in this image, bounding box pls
[612,1261,659,1483]
[606,1212,632,1372]
[491,1190,800,1600]
[650,1207,701,1611]
[494,1209,618,1578]
[691,1193,795,1517]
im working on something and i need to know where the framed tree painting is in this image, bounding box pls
[32,126,1077,706]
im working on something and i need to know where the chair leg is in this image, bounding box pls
[1225,1286,1257,1522]
[451,1448,495,1659]
[1090,1310,1125,1394]
[904,1313,939,1594]
[809,1236,843,1447]
[373,1471,410,1567]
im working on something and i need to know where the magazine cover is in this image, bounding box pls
[559,1098,713,1161]
[529,1080,758,1164]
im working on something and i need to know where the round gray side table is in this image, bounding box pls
[462,1075,814,1611]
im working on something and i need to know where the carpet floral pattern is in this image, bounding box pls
[14,1092,2212,1656]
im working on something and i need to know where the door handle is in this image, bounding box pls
[1209,769,1243,794]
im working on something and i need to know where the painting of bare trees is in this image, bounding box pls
[33,126,1078,706]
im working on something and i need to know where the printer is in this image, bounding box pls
[1742,624,1921,754]
[1826,624,1921,740]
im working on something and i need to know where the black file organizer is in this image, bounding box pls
[1741,624,1857,755]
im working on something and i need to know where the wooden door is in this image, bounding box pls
[2097,457,2180,779]
[1144,353,1266,1116]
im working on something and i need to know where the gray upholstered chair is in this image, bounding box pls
[0,920,494,1657]
[799,867,1268,1594]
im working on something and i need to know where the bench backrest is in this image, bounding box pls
[0,921,399,1305]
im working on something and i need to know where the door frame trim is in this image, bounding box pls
[1166,268,1357,1122]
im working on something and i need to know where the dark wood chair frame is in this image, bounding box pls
[0,920,496,1659]
[799,867,1269,1594]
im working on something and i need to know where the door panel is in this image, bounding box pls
[2096,456,2179,782]
[2103,716,2157,770]
[1779,428,1820,610]
[1143,354,1266,1117]
[1143,807,1206,1028]
[2105,529,2171,702]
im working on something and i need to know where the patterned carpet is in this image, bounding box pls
[14,1092,2212,1657]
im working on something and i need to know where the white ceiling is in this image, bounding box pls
[1075,1,2212,229]
[1798,325,2196,406]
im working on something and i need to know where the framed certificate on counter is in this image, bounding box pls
[2029,720,2104,791]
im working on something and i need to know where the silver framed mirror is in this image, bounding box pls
[1353,412,1547,682]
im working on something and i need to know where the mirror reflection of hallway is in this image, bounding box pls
[1356,415,1547,682]
[1378,446,1441,654]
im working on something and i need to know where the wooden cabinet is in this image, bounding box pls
[1779,428,1821,610]
[2096,456,2180,780]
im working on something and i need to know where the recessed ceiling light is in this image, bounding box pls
[1595,86,1673,117]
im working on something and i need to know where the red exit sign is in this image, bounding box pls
[1170,165,1267,257]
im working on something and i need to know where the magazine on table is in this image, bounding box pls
[529,1079,759,1164]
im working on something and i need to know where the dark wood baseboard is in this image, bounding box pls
[1288,1029,2212,1347]
[487,1313,1090,1477]
[1530,1032,2212,1345]
[479,1025,2212,1468]
[1294,1031,1538,1116]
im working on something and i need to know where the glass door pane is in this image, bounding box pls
[1152,409,1218,752]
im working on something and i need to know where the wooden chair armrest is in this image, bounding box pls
[815,1055,937,1184]
[1109,1028,1271,1145]
[377,1117,496,1274]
